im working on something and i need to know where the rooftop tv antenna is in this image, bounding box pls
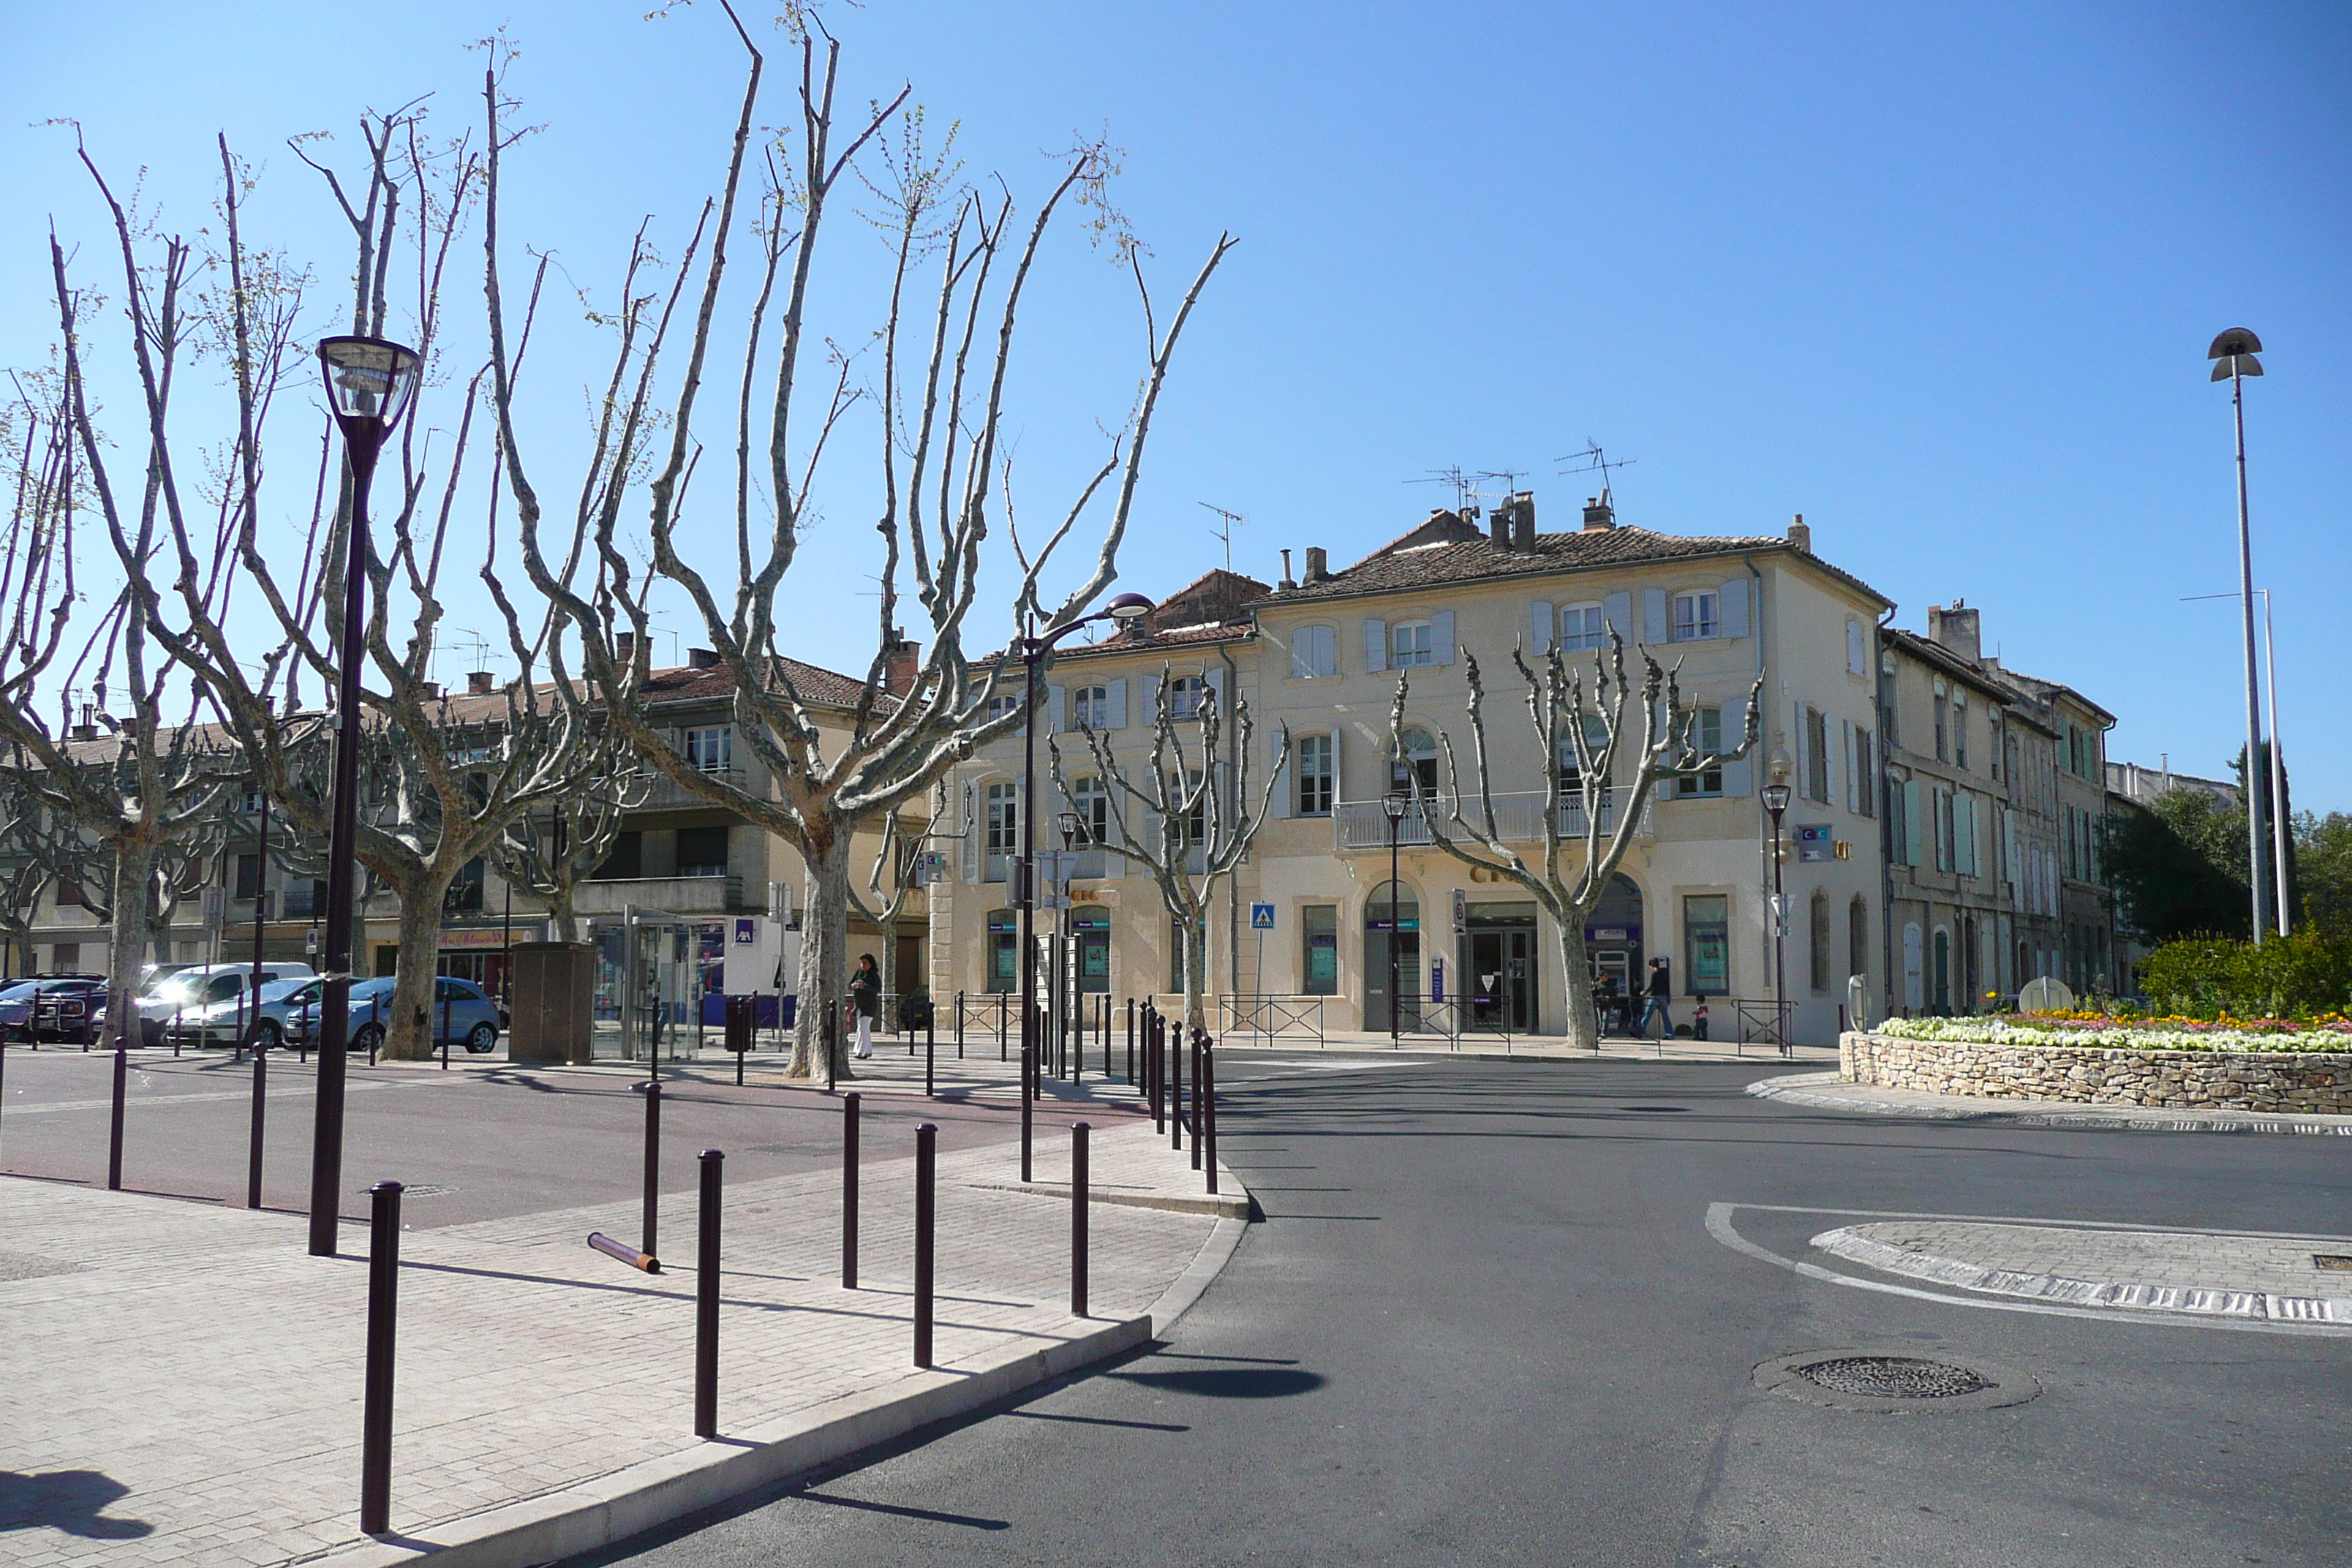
[1556,440,1636,502]
[1406,466,1480,513]
[1199,502,1245,573]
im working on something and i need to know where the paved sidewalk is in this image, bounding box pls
[1214,1030,1841,1064]
[1749,1068,2352,1135]
[1813,1218,2352,1324]
[0,1115,1241,1567]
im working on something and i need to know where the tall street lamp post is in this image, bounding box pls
[1017,596,1152,1128]
[1382,791,1407,1047]
[1057,810,1079,1077]
[1760,779,1792,1058]
[2209,327,2269,943]
[309,335,421,1257]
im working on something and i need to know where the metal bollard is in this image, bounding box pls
[1203,1042,1218,1194]
[247,1047,267,1210]
[841,1091,860,1289]
[173,1001,181,1058]
[1190,1031,1203,1172]
[1071,1121,1090,1318]
[1150,1016,1164,1134]
[997,992,1007,1062]
[924,1007,935,1097]
[1019,1044,1033,1183]
[694,1148,722,1438]
[108,1046,127,1191]
[956,991,965,1059]
[639,1079,662,1261]
[359,1180,402,1534]
[440,985,451,1071]
[1126,998,1135,1086]
[1169,1025,1183,1152]
[913,1121,936,1368]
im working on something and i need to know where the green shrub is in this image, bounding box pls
[2138,930,2352,1021]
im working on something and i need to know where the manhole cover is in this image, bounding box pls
[1754,1348,2038,1413]
[1792,1356,1990,1399]
[2315,1254,2352,1272]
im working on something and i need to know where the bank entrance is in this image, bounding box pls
[1460,902,1538,1033]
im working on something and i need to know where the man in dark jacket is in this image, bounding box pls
[1639,957,1673,1039]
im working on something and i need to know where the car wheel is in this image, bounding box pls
[255,1019,282,1049]
[351,1024,384,1055]
[465,1022,498,1054]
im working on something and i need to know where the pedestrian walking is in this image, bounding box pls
[1594,971,1620,1037]
[849,954,881,1059]
[1639,958,1673,1039]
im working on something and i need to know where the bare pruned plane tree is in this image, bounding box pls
[485,11,1233,1077]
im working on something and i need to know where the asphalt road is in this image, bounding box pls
[0,1043,1142,1229]
[557,1051,2352,1568]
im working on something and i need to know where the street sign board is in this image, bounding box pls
[1795,823,1833,862]
[1250,902,1275,930]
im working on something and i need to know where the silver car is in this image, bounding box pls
[162,976,323,1050]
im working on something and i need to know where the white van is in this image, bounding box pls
[124,961,317,1045]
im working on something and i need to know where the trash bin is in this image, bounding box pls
[723,994,758,1054]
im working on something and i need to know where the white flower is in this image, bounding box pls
[1872,1017,2343,1055]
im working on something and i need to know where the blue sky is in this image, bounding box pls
[4,2,2346,807]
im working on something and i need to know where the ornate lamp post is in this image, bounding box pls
[1056,810,1079,1077]
[1382,791,1408,1047]
[308,334,421,1256]
[1760,777,1792,1058]
[1017,595,1150,1164]
[2209,327,2270,943]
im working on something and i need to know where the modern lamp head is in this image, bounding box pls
[317,336,422,437]
[1105,592,1154,624]
[1057,810,1079,848]
[1381,791,1408,822]
[1760,782,1792,816]
[2207,326,2264,382]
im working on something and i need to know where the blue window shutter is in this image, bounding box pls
[1047,685,1065,735]
[1603,592,1632,641]
[1529,602,1553,654]
[1362,619,1387,673]
[1643,589,1668,644]
[1271,731,1292,820]
[1205,666,1226,712]
[1720,578,1750,639]
[1142,675,1161,725]
[1721,698,1752,796]
[1105,676,1127,730]
[1432,610,1456,666]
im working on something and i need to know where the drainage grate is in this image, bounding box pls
[2315,1254,2352,1272]
[1793,1357,1990,1400]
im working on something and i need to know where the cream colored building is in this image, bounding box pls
[932,496,1896,1046]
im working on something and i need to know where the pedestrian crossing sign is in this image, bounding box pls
[1251,902,1275,930]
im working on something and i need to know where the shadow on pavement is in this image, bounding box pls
[1107,1367,1325,1398]
[0,1468,154,1539]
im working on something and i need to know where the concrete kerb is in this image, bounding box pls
[1749,1069,2352,1137]
[296,1180,1252,1568]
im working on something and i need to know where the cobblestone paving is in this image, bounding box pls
[0,1119,1224,1567]
[1813,1219,2352,1323]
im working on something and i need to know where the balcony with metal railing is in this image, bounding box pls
[572,874,748,917]
[1331,791,1645,851]
[638,765,753,813]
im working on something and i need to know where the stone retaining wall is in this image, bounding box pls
[1839,1032,2352,1114]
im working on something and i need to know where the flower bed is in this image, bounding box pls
[1840,1028,2352,1115]
[1877,1012,2352,1055]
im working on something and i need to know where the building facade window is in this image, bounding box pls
[1933,685,1949,763]
[1294,733,1335,817]
[1291,625,1337,679]
[1878,653,1901,748]
[1071,777,1108,844]
[1071,685,1108,729]
[1683,894,1730,996]
[685,725,733,773]
[1303,905,1338,994]
[985,781,1019,861]
[676,826,731,877]
[1672,589,1720,641]
[1392,727,1439,795]
[1390,621,1436,668]
[1848,895,1869,990]
[1559,602,1606,652]
[1953,694,1969,769]
[1676,706,1724,798]
[234,853,263,901]
[987,692,1022,722]
[1806,707,1831,804]
[1168,675,1205,719]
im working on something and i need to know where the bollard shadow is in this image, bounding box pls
[0,1469,154,1539]
[1105,1366,1325,1399]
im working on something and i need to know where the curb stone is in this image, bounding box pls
[1749,1070,2352,1136]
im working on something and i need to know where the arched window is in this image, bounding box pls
[1559,602,1606,652]
[1071,685,1109,729]
[1391,727,1439,794]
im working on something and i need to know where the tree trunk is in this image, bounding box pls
[1182,913,1210,1037]
[107,837,157,1051]
[549,884,578,945]
[1558,922,1600,1052]
[788,827,855,1080]
[380,882,448,1060]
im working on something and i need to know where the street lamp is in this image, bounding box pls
[1017,592,1151,1180]
[308,333,421,1257]
[1056,810,1079,1077]
[2209,327,2269,943]
[1760,775,1792,1058]
[1382,791,1408,1048]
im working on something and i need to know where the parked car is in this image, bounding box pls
[126,962,316,1046]
[0,976,108,1043]
[161,976,323,1051]
[287,976,505,1055]
[31,978,110,1044]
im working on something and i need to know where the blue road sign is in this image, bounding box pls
[1250,902,1276,930]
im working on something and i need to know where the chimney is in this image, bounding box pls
[688,647,722,670]
[1581,495,1614,532]
[883,638,921,696]
[614,631,636,663]
[1787,512,1812,551]
[1928,600,1982,663]
[1303,546,1330,584]
[1510,491,1537,550]
[422,681,442,701]
[1489,510,1512,550]
[467,670,494,694]
[69,722,96,742]
[1278,549,1295,590]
